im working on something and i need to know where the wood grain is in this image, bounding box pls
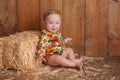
[18,0,40,31]
[0,0,17,37]
[85,0,108,56]
[108,0,120,56]
[0,0,7,37]
[63,0,85,55]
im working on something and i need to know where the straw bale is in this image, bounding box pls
[2,36,18,69]
[0,38,4,69]
[13,35,40,70]
[2,31,41,70]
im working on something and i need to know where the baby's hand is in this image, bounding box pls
[42,29,46,33]
[64,37,72,44]
[38,53,45,60]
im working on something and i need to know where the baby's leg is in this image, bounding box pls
[63,48,76,60]
[63,48,83,70]
[47,54,77,67]
[76,58,83,70]
[63,48,81,63]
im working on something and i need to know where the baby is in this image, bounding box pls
[36,9,83,70]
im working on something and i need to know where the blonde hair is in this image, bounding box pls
[43,9,61,20]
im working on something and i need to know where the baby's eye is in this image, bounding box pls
[49,22,53,24]
[56,22,59,24]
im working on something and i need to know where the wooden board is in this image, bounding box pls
[0,0,7,37]
[62,0,85,55]
[108,0,120,56]
[0,0,17,37]
[18,0,40,31]
[85,0,108,56]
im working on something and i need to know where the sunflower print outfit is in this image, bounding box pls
[36,31,66,63]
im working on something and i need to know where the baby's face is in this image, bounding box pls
[45,14,61,33]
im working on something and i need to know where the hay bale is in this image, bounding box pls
[13,35,40,70]
[0,38,4,69]
[2,31,41,70]
[2,36,18,69]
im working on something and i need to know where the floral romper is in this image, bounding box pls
[36,31,66,63]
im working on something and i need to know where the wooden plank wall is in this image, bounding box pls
[0,0,17,37]
[108,0,120,56]
[0,0,120,56]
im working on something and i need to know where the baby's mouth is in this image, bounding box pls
[51,28,56,31]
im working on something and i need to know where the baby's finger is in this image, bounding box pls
[68,40,72,44]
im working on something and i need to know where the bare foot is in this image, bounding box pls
[76,58,83,71]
